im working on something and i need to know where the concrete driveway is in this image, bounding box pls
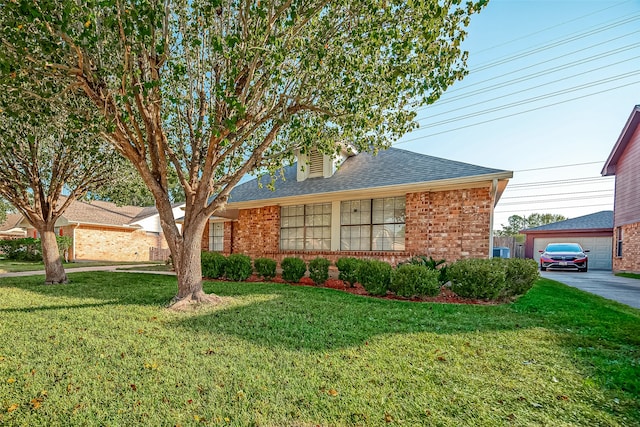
[540,270,640,309]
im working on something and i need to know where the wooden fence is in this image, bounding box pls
[493,236,525,259]
[149,247,171,262]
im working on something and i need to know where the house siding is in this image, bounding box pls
[72,226,168,261]
[207,187,493,266]
[614,124,640,226]
[613,222,640,273]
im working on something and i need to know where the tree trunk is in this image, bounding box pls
[162,208,222,310]
[40,226,68,285]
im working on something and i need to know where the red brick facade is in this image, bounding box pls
[204,187,494,266]
[613,222,640,273]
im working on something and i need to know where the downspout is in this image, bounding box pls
[489,179,498,258]
[71,222,80,262]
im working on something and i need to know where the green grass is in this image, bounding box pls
[0,260,161,273]
[0,273,638,426]
[115,264,174,272]
[615,272,640,280]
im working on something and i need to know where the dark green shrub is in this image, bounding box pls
[357,259,392,296]
[336,257,362,287]
[281,257,307,282]
[254,257,277,281]
[448,258,506,300]
[400,255,448,284]
[0,238,42,261]
[391,264,440,298]
[224,254,253,281]
[308,257,331,285]
[201,251,227,279]
[502,258,539,297]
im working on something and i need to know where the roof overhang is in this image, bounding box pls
[602,105,640,176]
[225,171,513,210]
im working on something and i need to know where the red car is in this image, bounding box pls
[539,243,589,272]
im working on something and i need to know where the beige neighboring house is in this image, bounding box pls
[0,213,27,240]
[19,198,183,262]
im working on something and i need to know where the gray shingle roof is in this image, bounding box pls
[228,147,509,204]
[523,211,613,232]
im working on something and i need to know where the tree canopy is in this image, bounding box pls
[496,213,568,237]
[0,0,487,305]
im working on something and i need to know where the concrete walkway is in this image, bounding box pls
[541,270,640,309]
[0,264,176,278]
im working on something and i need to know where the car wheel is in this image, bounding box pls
[579,262,588,273]
[540,265,546,271]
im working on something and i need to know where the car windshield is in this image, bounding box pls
[545,243,583,253]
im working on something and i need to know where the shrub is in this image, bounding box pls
[391,264,441,298]
[281,257,307,282]
[0,238,42,261]
[448,258,506,300]
[201,251,227,279]
[224,254,253,281]
[357,259,392,296]
[308,257,331,285]
[336,257,362,287]
[502,258,539,297]
[400,255,448,284]
[254,257,277,281]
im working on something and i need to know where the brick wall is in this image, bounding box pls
[613,221,640,273]
[208,187,493,266]
[73,226,168,261]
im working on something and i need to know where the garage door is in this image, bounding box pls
[533,237,612,270]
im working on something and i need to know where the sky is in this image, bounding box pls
[395,0,640,230]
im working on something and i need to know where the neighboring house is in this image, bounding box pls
[200,147,512,265]
[521,211,614,270]
[602,104,640,273]
[0,213,27,240]
[20,198,184,262]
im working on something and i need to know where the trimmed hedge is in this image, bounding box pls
[335,257,362,287]
[281,257,307,282]
[400,255,448,285]
[254,257,277,281]
[308,257,331,285]
[357,259,392,296]
[391,264,441,298]
[0,236,72,261]
[448,258,506,300]
[201,252,227,279]
[502,258,539,297]
[224,254,253,281]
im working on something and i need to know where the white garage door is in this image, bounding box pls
[533,237,612,270]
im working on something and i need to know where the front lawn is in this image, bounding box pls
[616,272,640,280]
[0,273,638,426]
[0,260,162,273]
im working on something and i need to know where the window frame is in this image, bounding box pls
[340,196,406,251]
[209,222,224,252]
[280,203,332,251]
[616,227,623,258]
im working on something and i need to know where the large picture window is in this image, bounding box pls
[280,203,331,250]
[209,222,224,252]
[340,196,405,251]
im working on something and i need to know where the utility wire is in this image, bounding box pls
[507,176,614,188]
[501,190,613,200]
[394,79,640,143]
[498,194,613,206]
[495,203,612,213]
[514,161,604,172]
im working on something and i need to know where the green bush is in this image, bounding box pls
[502,258,539,297]
[201,251,227,279]
[254,257,277,281]
[448,258,506,300]
[391,264,441,298]
[308,257,331,285]
[0,237,42,261]
[224,254,253,281]
[400,255,448,284]
[336,257,362,287]
[281,257,307,282]
[357,259,392,296]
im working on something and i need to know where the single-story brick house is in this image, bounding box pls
[201,147,512,265]
[20,198,183,262]
[0,213,27,240]
[521,211,614,270]
[602,104,640,273]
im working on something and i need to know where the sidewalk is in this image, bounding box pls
[0,264,176,278]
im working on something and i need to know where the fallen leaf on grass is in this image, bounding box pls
[384,413,393,423]
[556,395,569,401]
[327,389,338,397]
[6,378,15,384]
[7,403,19,412]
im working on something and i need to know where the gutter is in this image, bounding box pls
[489,179,498,258]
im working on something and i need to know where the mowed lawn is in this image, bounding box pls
[0,273,638,426]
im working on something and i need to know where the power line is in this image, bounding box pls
[501,189,613,200]
[507,176,613,189]
[498,194,613,206]
[495,203,613,213]
[394,79,640,143]
[472,1,632,57]
[514,161,604,172]
[416,69,640,128]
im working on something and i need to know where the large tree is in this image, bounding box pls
[496,213,567,237]
[0,94,127,284]
[0,0,486,307]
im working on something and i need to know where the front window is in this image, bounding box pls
[209,222,224,252]
[340,197,405,251]
[616,227,623,257]
[280,203,331,250]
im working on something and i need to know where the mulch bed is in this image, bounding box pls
[228,274,501,305]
